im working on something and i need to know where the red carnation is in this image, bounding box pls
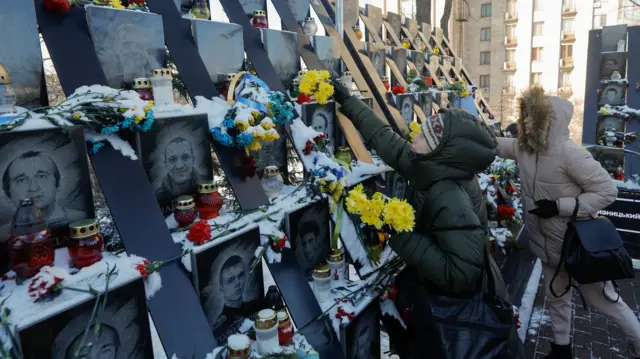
[136,259,150,279]
[270,236,287,251]
[43,0,71,13]
[505,184,516,194]
[313,133,325,143]
[187,220,212,245]
[297,93,312,104]
[391,85,406,95]
[131,0,145,3]
[303,140,313,155]
[497,204,516,219]
[424,76,432,86]
[384,82,390,91]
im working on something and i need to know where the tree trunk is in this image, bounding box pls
[440,0,453,39]
[416,0,431,25]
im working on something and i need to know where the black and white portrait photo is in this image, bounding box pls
[599,83,626,106]
[192,226,263,344]
[419,92,433,117]
[18,277,153,359]
[387,12,402,40]
[411,51,425,76]
[600,53,627,80]
[262,29,301,90]
[192,21,244,84]
[0,127,92,245]
[385,171,407,199]
[302,101,337,154]
[300,316,340,354]
[342,300,381,359]
[286,199,330,274]
[367,45,386,77]
[312,36,341,77]
[395,94,414,127]
[392,48,408,84]
[596,115,625,139]
[86,6,166,89]
[137,114,214,216]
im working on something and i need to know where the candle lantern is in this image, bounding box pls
[0,64,16,114]
[618,39,626,52]
[174,195,197,228]
[191,0,210,19]
[260,165,284,199]
[226,334,252,359]
[68,219,104,269]
[381,76,390,91]
[132,78,154,101]
[339,71,353,93]
[312,263,331,303]
[353,25,363,41]
[335,147,352,169]
[611,71,622,81]
[303,17,318,36]
[8,199,54,278]
[254,309,280,354]
[222,73,237,99]
[327,248,346,281]
[150,68,174,107]
[265,285,285,311]
[197,181,223,220]
[277,309,294,345]
[252,10,268,29]
[401,37,411,49]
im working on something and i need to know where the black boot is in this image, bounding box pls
[543,343,572,359]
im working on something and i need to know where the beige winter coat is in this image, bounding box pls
[497,87,618,266]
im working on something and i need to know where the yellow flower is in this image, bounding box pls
[119,108,127,113]
[72,113,81,119]
[104,97,114,102]
[131,105,137,111]
[263,129,280,142]
[409,121,421,138]
[346,188,369,215]
[235,119,249,132]
[299,77,316,95]
[433,47,440,55]
[383,198,416,233]
[260,118,275,130]
[110,0,125,8]
[134,115,145,124]
[361,207,384,229]
[351,184,364,195]
[249,140,262,151]
[318,70,331,80]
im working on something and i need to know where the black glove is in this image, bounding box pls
[332,79,352,105]
[528,199,559,218]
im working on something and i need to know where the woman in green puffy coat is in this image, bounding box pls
[332,81,523,358]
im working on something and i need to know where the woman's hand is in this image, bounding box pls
[528,199,559,218]
[332,79,351,105]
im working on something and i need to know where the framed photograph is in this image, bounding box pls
[136,114,214,216]
[261,29,301,90]
[601,24,628,53]
[598,83,626,106]
[18,277,153,359]
[302,101,338,154]
[285,198,331,275]
[0,127,93,247]
[192,21,244,84]
[191,225,264,343]
[385,171,408,199]
[419,92,433,117]
[366,43,386,77]
[340,299,381,359]
[596,115,625,140]
[591,147,624,174]
[252,124,287,174]
[395,94,415,127]
[600,53,627,80]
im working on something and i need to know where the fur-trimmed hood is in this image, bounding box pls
[516,86,573,154]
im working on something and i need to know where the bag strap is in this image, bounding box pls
[570,197,580,222]
[549,197,578,299]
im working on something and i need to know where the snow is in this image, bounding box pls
[490,227,513,248]
[601,78,628,85]
[380,298,406,329]
[518,259,542,341]
[615,178,640,191]
[228,333,251,349]
[86,129,139,160]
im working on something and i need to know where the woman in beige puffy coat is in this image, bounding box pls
[497,87,640,358]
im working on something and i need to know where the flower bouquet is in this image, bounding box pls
[298,70,335,105]
[406,69,430,93]
[446,80,470,99]
[345,184,415,262]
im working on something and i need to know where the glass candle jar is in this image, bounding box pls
[197,181,223,220]
[254,309,280,355]
[151,68,174,107]
[226,334,252,359]
[335,147,352,169]
[277,309,294,345]
[191,0,211,19]
[68,219,104,269]
[260,166,284,199]
[618,39,626,52]
[252,10,268,29]
[265,285,285,311]
[381,76,390,91]
[133,78,154,101]
[312,263,331,303]
[401,37,411,49]
[174,195,197,228]
[8,199,54,278]
[303,17,318,36]
[327,248,346,282]
[353,25,363,41]
[0,64,16,115]
[339,71,353,93]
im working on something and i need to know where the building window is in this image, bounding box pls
[562,19,575,35]
[505,74,515,87]
[559,71,572,88]
[481,3,492,17]
[533,22,544,36]
[561,44,573,59]
[506,24,516,38]
[480,51,491,65]
[505,49,516,63]
[507,0,516,14]
[480,75,490,88]
[533,0,543,10]
[593,14,606,29]
[481,28,491,41]
[530,72,542,85]
[531,47,544,61]
[563,0,575,11]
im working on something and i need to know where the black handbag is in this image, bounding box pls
[550,197,634,302]
[396,247,521,359]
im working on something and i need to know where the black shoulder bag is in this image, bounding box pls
[550,197,634,302]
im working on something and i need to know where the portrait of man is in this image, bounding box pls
[344,300,380,359]
[411,51,426,75]
[393,48,408,82]
[302,102,337,154]
[596,116,624,139]
[18,278,152,359]
[263,29,301,89]
[600,54,627,80]
[420,92,433,117]
[288,199,330,274]
[312,36,341,76]
[368,46,386,77]
[396,94,414,127]
[193,227,263,343]
[0,128,92,245]
[138,115,213,216]
[86,6,165,89]
[599,84,625,106]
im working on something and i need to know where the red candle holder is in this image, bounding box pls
[277,309,294,345]
[197,181,223,220]
[8,199,54,278]
[252,10,268,29]
[133,78,154,101]
[174,196,197,228]
[68,219,104,269]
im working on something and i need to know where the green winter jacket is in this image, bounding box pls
[340,97,508,299]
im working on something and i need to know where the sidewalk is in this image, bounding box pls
[524,275,639,358]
